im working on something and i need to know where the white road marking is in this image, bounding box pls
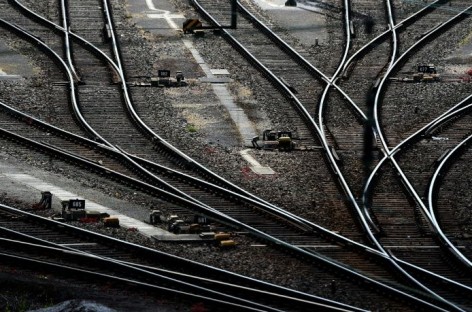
[3,173,168,237]
[240,149,275,174]
[145,0,180,29]
[252,0,287,8]
[143,1,271,172]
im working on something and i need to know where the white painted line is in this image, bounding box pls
[145,0,158,11]
[147,13,185,19]
[210,69,230,75]
[3,173,169,237]
[253,0,287,8]
[143,2,258,158]
[250,166,275,175]
[240,149,262,167]
[145,0,180,29]
[240,149,275,175]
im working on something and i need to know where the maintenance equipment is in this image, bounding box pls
[413,64,440,82]
[103,217,120,228]
[61,198,86,221]
[252,130,295,151]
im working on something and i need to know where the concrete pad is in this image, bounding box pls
[240,149,275,175]
[250,166,276,175]
[182,40,258,146]
[2,172,171,238]
[152,234,203,242]
[199,77,232,83]
[210,69,230,75]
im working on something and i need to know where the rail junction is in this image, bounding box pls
[0,0,471,311]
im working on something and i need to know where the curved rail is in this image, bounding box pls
[369,3,472,269]
[0,203,367,312]
[2,0,468,308]
[190,0,468,310]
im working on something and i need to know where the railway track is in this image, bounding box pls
[0,203,361,312]
[0,0,470,310]
[333,0,472,308]
[189,0,472,310]
[0,106,432,310]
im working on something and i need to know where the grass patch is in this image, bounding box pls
[186,124,197,133]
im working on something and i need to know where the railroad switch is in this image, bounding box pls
[61,199,86,221]
[176,71,185,86]
[151,70,186,87]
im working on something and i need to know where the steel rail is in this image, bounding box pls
[13,0,297,231]
[0,202,359,311]
[0,237,286,312]
[0,127,449,311]
[4,0,390,260]
[370,3,472,269]
[3,3,235,221]
[0,126,266,232]
[341,0,447,76]
[188,1,465,310]
[98,0,298,217]
[237,1,366,121]
[9,0,372,239]
[391,252,472,294]
[96,0,387,250]
[60,0,79,82]
[233,0,391,254]
[362,92,472,234]
[373,3,472,153]
[191,0,381,246]
[314,1,468,309]
[428,133,472,244]
[313,0,383,238]
[424,96,472,135]
[2,0,410,253]
[0,94,313,234]
[0,249,269,312]
[5,0,460,292]
[0,227,360,312]
[60,0,340,235]
[353,0,472,300]
[0,93,394,263]
[3,1,468,310]
[0,17,101,145]
[211,0,471,309]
